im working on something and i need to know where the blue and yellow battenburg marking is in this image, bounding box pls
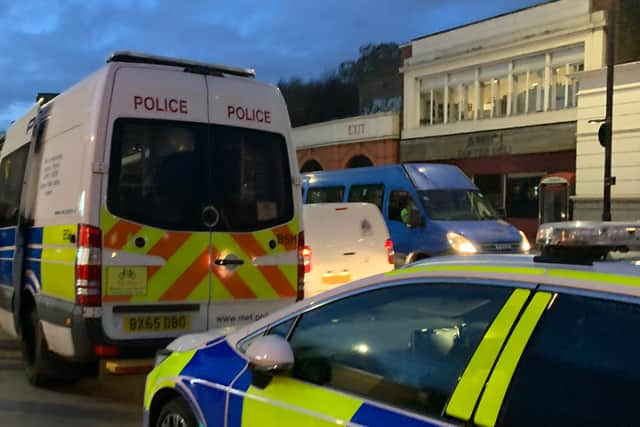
[145,340,450,427]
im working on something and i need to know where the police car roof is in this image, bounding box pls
[225,253,640,348]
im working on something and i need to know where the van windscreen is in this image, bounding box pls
[108,118,293,232]
[418,190,498,221]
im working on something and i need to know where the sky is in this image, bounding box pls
[0,0,544,131]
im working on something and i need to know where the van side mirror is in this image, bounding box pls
[246,335,294,388]
[407,209,425,228]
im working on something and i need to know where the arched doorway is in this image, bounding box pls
[300,159,323,173]
[346,155,373,168]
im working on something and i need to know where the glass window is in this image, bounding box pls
[567,63,583,108]
[0,145,30,227]
[447,86,458,124]
[505,175,541,218]
[288,283,512,418]
[305,186,345,204]
[267,317,297,340]
[512,72,527,115]
[494,77,509,118]
[460,82,474,121]
[432,88,445,125]
[388,190,418,224]
[474,175,503,210]
[419,91,432,127]
[498,294,640,427]
[480,80,492,119]
[528,70,545,113]
[549,66,568,110]
[348,184,384,210]
[108,119,293,232]
[418,189,498,221]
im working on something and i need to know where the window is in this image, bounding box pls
[388,190,418,224]
[306,186,345,204]
[300,159,323,173]
[0,145,30,227]
[474,175,503,211]
[498,294,640,427]
[480,80,492,119]
[494,77,509,118]
[512,72,527,115]
[348,184,384,210]
[505,175,541,218]
[447,86,459,124]
[527,70,545,113]
[108,119,293,232]
[287,283,512,418]
[418,189,498,221]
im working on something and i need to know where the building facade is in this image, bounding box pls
[400,0,607,238]
[293,112,400,172]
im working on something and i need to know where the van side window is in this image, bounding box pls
[388,190,417,224]
[306,186,345,204]
[0,145,30,227]
[348,185,384,210]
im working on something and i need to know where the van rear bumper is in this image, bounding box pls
[36,295,172,361]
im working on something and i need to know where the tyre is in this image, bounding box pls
[156,397,198,427]
[21,306,56,386]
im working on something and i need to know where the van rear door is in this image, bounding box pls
[101,65,212,341]
[206,76,298,327]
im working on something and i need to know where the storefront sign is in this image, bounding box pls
[459,133,512,158]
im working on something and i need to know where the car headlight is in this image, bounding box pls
[447,232,477,255]
[154,348,173,367]
[519,230,531,253]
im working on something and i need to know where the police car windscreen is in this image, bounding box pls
[418,190,498,221]
[107,118,293,231]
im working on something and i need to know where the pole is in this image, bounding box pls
[602,0,616,221]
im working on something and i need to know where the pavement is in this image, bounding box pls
[0,330,145,427]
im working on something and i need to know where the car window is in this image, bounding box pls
[388,190,417,224]
[286,283,512,418]
[305,186,345,204]
[348,184,384,210]
[497,294,640,427]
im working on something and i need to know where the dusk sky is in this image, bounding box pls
[0,0,544,130]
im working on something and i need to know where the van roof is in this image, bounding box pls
[304,163,477,191]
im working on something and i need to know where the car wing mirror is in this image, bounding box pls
[246,335,294,388]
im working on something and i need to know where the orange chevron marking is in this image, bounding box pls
[231,233,267,257]
[258,266,296,297]
[159,248,210,301]
[148,232,191,260]
[104,221,142,249]
[102,295,132,303]
[273,224,297,251]
[211,245,256,298]
[147,265,162,280]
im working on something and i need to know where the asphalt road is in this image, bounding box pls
[0,330,145,427]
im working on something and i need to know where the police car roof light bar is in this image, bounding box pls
[107,51,256,78]
[535,221,640,265]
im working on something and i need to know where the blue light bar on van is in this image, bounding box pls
[107,51,256,78]
[537,221,640,249]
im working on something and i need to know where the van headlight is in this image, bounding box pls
[447,232,478,255]
[519,231,531,253]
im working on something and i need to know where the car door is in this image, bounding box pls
[386,189,421,265]
[229,279,534,426]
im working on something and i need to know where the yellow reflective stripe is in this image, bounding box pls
[42,225,77,245]
[387,265,546,277]
[211,275,233,300]
[242,377,362,426]
[445,288,530,420]
[474,292,552,427]
[144,349,196,410]
[41,263,75,301]
[548,269,640,288]
[130,234,209,303]
[41,247,76,263]
[121,227,166,254]
[101,209,120,235]
[186,275,210,301]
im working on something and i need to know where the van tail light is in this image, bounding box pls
[302,246,312,274]
[76,224,102,307]
[296,231,305,301]
[385,238,395,265]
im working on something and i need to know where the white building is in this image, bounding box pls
[400,0,609,238]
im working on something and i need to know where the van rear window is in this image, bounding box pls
[108,118,293,232]
[305,186,345,204]
[348,184,384,210]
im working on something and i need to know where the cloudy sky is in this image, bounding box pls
[0,0,543,130]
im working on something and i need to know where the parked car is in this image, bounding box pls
[145,221,640,427]
[303,163,530,267]
[302,202,394,297]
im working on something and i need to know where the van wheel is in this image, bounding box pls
[156,397,197,427]
[21,307,57,387]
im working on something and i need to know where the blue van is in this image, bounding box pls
[302,163,530,266]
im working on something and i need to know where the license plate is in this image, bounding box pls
[123,315,191,333]
[322,273,352,285]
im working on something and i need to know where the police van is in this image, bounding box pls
[0,51,304,385]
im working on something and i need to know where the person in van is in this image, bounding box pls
[303,163,531,267]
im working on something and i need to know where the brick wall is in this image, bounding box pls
[297,138,399,171]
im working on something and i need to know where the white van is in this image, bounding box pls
[0,51,304,385]
[302,203,394,297]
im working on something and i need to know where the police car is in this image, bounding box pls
[144,221,640,427]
